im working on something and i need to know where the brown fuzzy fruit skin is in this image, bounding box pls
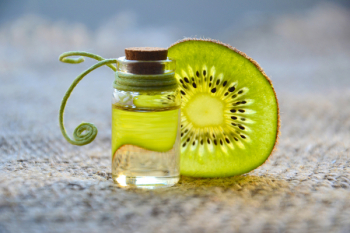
[168,38,280,170]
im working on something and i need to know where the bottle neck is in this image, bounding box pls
[113,71,178,92]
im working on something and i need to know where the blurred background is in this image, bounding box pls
[0,0,349,140]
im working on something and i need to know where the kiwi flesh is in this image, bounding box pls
[168,39,279,177]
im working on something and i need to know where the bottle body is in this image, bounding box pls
[111,58,180,188]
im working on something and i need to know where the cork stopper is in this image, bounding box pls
[125,47,168,61]
[123,47,168,74]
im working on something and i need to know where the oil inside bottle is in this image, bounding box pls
[111,104,181,189]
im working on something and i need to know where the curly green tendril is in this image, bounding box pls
[59,51,116,146]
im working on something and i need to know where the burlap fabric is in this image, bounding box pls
[1,60,350,233]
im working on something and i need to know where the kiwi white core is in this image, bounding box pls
[184,94,224,127]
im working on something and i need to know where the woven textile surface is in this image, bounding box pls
[1,62,350,233]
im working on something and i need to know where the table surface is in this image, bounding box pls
[1,65,350,233]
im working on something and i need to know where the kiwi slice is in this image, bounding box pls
[168,39,279,177]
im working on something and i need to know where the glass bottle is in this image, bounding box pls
[111,48,181,189]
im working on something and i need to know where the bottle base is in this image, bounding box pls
[113,175,180,189]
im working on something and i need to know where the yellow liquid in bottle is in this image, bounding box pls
[111,105,180,189]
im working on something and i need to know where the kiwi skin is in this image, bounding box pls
[169,38,280,176]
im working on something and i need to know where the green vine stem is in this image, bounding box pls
[59,52,117,146]
[59,51,117,71]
